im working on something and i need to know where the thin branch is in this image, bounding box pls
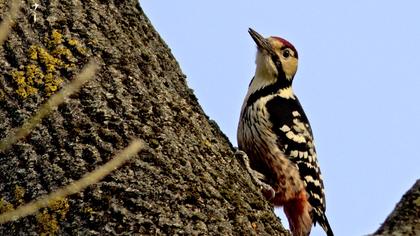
[0,60,99,152]
[0,0,22,45]
[0,139,145,224]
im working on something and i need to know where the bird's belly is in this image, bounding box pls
[238,104,277,163]
[238,103,305,203]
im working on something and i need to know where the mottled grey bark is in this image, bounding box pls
[372,180,420,236]
[0,1,416,235]
[0,0,286,235]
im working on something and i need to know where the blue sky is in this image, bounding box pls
[142,1,420,235]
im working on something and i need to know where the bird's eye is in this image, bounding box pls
[283,50,291,58]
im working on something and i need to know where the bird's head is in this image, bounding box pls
[249,28,298,83]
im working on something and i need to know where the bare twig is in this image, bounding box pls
[0,0,22,45]
[0,60,98,152]
[0,139,145,224]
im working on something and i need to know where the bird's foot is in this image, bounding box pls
[235,149,276,200]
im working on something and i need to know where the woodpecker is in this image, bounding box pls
[237,28,333,236]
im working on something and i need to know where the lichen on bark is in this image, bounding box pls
[0,1,286,235]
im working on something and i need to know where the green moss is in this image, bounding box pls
[9,29,88,98]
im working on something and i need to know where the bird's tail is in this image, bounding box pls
[317,214,334,236]
[283,190,312,236]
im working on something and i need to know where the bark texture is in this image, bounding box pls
[372,180,420,236]
[0,0,286,235]
[0,1,418,236]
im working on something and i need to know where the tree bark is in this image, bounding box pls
[372,180,420,236]
[0,1,418,236]
[0,0,286,235]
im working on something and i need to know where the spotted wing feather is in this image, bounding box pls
[265,95,331,232]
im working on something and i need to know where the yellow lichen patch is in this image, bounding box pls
[48,198,69,220]
[11,70,25,84]
[0,198,14,214]
[66,38,87,55]
[44,73,63,95]
[36,46,65,73]
[26,64,44,85]
[28,45,38,60]
[11,59,63,98]
[415,196,420,207]
[0,89,4,100]
[11,69,39,98]
[47,29,63,48]
[82,206,94,216]
[203,139,212,148]
[35,198,69,235]
[10,44,65,98]
[36,209,59,235]
[67,38,77,46]
[52,45,74,62]
[9,29,88,98]
[14,185,26,206]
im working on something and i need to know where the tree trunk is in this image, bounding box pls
[0,1,418,235]
[0,0,286,235]
[372,180,420,236]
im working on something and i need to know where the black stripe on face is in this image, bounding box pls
[270,52,286,79]
[270,49,292,82]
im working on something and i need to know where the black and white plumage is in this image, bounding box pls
[237,28,333,236]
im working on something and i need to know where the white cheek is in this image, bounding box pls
[255,52,277,77]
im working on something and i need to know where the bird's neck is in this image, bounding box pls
[245,73,295,107]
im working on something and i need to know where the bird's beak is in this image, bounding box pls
[248,28,273,53]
